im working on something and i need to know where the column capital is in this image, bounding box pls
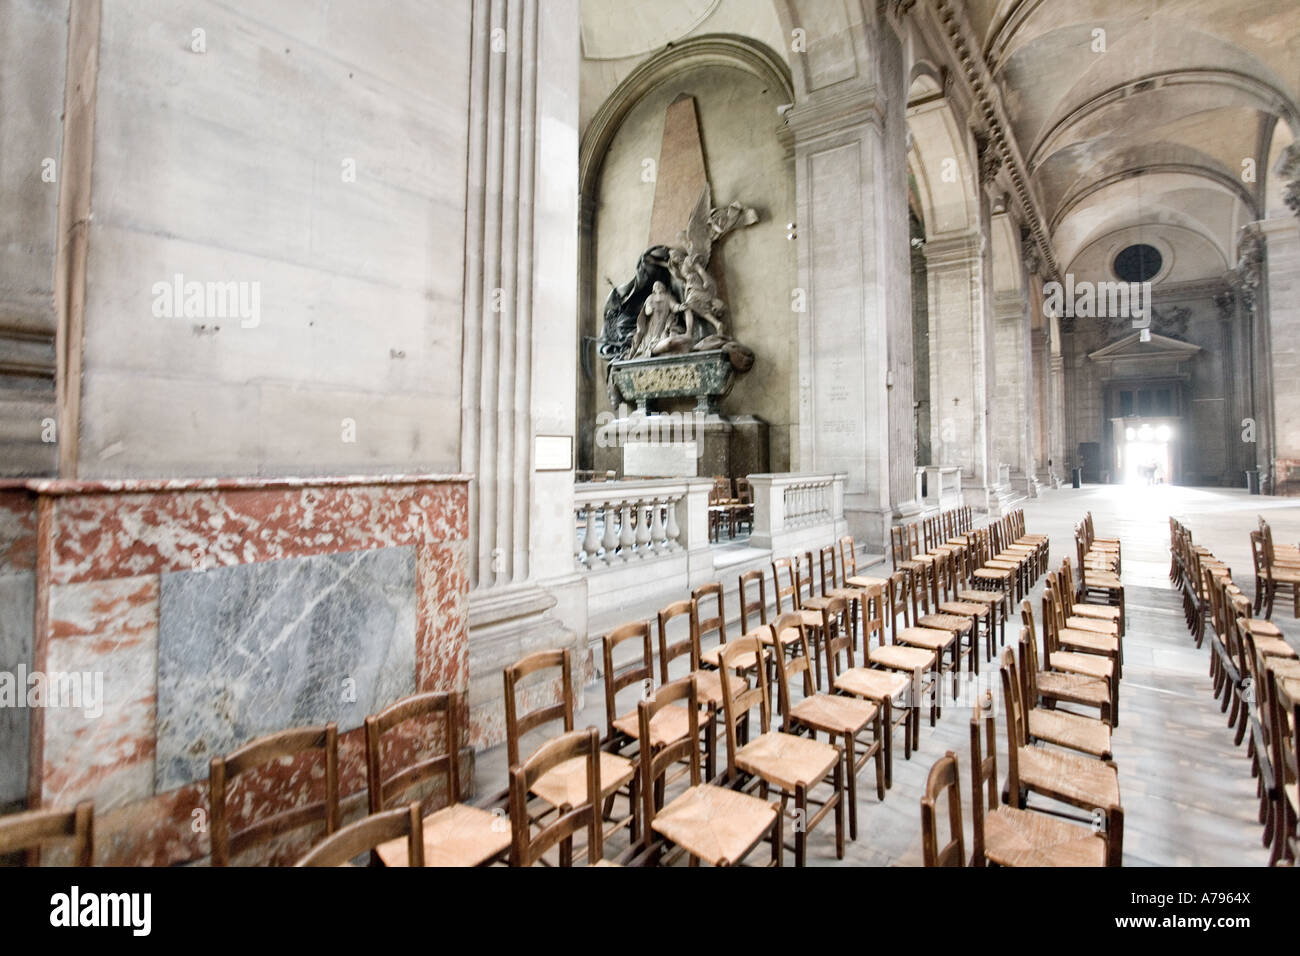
[782,82,884,148]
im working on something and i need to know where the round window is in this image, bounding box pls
[1113,244,1162,283]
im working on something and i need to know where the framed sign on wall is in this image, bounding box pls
[534,435,574,471]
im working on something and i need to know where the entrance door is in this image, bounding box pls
[1111,417,1179,485]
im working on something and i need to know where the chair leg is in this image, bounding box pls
[844,735,858,842]
[794,786,807,867]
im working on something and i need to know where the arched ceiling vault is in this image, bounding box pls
[962,0,1300,281]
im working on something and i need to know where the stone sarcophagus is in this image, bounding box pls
[609,349,736,414]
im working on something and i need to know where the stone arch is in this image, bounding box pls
[576,34,795,471]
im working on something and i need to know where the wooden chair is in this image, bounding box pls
[771,605,885,840]
[910,555,977,684]
[1074,531,1125,624]
[879,571,942,726]
[1044,578,1121,680]
[825,604,915,787]
[953,534,1009,648]
[1022,599,1118,724]
[509,728,604,866]
[920,751,965,867]
[658,598,744,779]
[297,803,423,867]
[367,691,510,867]
[717,634,845,866]
[967,527,1018,612]
[773,556,825,688]
[637,675,781,867]
[969,706,1117,866]
[1019,625,1113,727]
[933,548,994,664]
[1256,526,1300,619]
[210,723,340,866]
[504,648,637,849]
[1060,558,1124,636]
[602,620,690,758]
[890,569,960,706]
[734,478,755,535]
[0,801,93,866]
[999,648,1123,860]
[1010,633,1113,759]
[840,535,888,591]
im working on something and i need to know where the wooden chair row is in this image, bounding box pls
[1173,519,1300,865]
[921,634,1123,867]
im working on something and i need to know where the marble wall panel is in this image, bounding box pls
[155,547,416,790]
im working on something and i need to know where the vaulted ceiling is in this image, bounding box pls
[967,0,1300,277]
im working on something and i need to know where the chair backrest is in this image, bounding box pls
[693,580,728,655]
[0,801,93,866]
[509,728,603,867]
[818,544,839,595]
[770,611,816,732]
[795,550,818,604]
[638,676,702,830]
[968,705,999,867]
[839,535,859,578]
[920,751,965,867]
[1017,626,1042,706]
[296,802,423,868]
[998,646,1028,779]
[738,569,768,633]
[890,525,911,568]
[503,649,574,771]
[772,557,800,613]
[736,478,754,505]
[657,598,699,684]
[906,523,925,562]
[1250,530,1271,577]
[887,571,911,635]
[718,633,772,782]
[210,723,340,866]
[602,620,655,741]
[712,476,733,501]
[366,691,462,817]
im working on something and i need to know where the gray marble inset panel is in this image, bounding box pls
[156,547,415,790]
[0,572,35,808]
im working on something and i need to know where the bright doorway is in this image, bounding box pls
[1111,417,1178,485]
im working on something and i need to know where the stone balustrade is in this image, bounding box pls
[573,477,708,569]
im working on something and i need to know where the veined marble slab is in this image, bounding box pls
[0,572,34,807]
[156,547,416,790]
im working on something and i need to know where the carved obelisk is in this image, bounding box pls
[647,93,730,301]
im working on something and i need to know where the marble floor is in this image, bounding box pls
[474,482,1300,866]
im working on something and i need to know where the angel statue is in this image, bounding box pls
[673,252,727,340]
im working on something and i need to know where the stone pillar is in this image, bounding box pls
[459,0,587,745]
[992,289,1030,480]
[924,230,993,507]
[786,16,916,550]
[1257,216,1300,493]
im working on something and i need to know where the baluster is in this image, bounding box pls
[634,498,651,552]
[619,500,636,556]
[649,497,666,549]
[575,504,585,568]
[664,495,681,549]
[581,503,600,564]
[600,500,619,561]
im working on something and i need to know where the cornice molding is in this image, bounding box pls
[924,0,1059,282]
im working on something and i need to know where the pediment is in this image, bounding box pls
[1088,332,1201,361]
